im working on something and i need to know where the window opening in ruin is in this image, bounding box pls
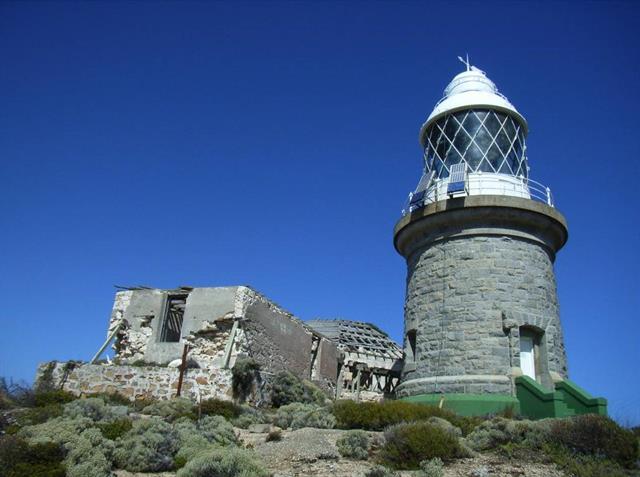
[407,330,417,361]
[160,295,187,342]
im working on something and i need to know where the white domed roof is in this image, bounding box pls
[419,65,527,145]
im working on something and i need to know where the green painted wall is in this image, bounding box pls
[399,378,607,419]
[401,393,520,416]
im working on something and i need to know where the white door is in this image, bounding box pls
[519,336,536,379]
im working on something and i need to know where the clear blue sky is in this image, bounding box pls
[1,1,638,424]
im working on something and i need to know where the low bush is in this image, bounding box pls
[15,404,63,427]
[543,442,628,477]
[378,422,461,470]
[132,396,156,411]
[420,457,444,477]
[96,418,133,440]
[16,417,115,477]
[270,371,326,407]
[176,447,270,477]
[63,428,115,477]
[34,390,75,407]
[199,398,242,419]
[173,414,240,466]
[464,417,548,451]
[141,397,195,421]
[333,400,478,434]
[63,397,128,422]
[548,414,639,469]
[175,415,239,447]
[86,392,132,407]
[231,358,261,402]
[273,403,336,429]
[336,430,369,459]
[231,409,267,429]
[0,435,66,477]
[266,429,282,442]
[18,416,93,446]
[113,417,180,472]
[364,465,399,477]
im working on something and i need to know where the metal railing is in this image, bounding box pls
[402,175,554,216]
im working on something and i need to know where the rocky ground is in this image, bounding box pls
[114,426,564,477]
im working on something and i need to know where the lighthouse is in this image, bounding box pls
[393,61,606,417]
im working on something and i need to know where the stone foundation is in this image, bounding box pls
[37,361,232,401]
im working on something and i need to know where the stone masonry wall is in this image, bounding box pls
[397,235,568,398]
[37,361,232,402]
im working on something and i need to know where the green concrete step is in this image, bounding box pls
[515,376,607,419]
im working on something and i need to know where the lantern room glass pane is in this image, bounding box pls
[423,109,528,179]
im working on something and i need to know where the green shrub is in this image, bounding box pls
[96,418,133,440]
[175,415,239,447]
[176,447,270,477]
[34,390,75,407]
[0,435,66,477]
[172,415,240,466]
[231,358,261,402]
[420,457,444,477]
[273,403,336,429]
[333,400,478,434]
[200,398,242,419]
[543,442,629,477]
[16,404,63,427]
[141,397,195,421]
[336,430,369,459]
[132,396,156,411]
[18,416,93,446]
[173,434,213,464]
[231,413,259,429]
[232,410,267,429]
[63,397,128,422]
[548,414,639,469]
[63,428,115,477]
[464,417,548,451]
[270,371,326,407]
[86,392,132,407]
[16,417,115,477]
[364,465,399,477]
[378,422,461,470]
[265,429,282,442]
[113,417,180,471]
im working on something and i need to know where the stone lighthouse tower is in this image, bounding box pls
[393,62,574,415]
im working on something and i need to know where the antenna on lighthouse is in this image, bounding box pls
[457,54,471,71]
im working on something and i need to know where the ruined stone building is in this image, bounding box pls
[40,286,401,403]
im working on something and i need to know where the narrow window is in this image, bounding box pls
[519,327,543,381]
[160,295,187,342]
[406,330,417,362]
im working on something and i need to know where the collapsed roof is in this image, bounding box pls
[306,319,403,360]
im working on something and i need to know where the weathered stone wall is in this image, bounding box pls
[37,362,232,401]
[242,289,314,377]
[397,234,568,398]
[108,287,240,366]
[102,286,339,394]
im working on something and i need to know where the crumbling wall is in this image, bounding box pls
[100,286,338,394]
[240,288,313,377]
[109,290,164,363]
[36,361,232,402]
